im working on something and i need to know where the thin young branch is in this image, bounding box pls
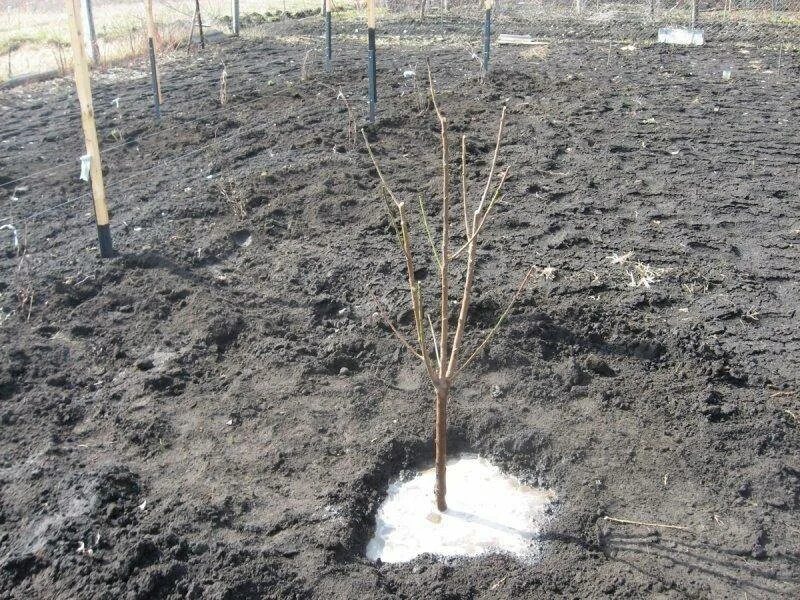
[455,264,536,377]
[430,68,451,382]
[426,59,439,118]
[397,202,439,383]
[445,214,479,378]
[372,294,424,360]
[476,106,507,215]
[362,129,402,210]
[461,135,470,237]
[381,187,402,248]
[427,313,441,370]
[362,129,438,379]
[450,167,510,260]
[602,516,693,533]
[418,194,442,271]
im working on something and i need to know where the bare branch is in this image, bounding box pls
[461,135,470,237]
[361,128,402,210]
[455,264,536,377]
[381,187,402,249]
[372,293,423,360]
[397,202,439,383]
[445,216,479,379]
[427,59,440,118]
[450,167,510,260]
[602,516,694,533]
[417,194,442,271]
[476,106,507,215]
[427,313,441,370]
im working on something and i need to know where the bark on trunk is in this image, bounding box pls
[434,385,448,511]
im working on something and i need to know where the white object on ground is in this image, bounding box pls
[366,455,555,563]
[497,34,547,46]
[79,154,91,181]
[722,69,731,80]
[657,27,704,46]
[403,70,415,78]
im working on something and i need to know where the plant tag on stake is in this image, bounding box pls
[79,154,92,182]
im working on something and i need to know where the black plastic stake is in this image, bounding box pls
[147,37,161,122]
[482,8,491,74]
[367,27,377,123]
[325,9,332,72]
[97,224,113,257]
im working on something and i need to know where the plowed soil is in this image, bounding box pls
[1,9,798,599]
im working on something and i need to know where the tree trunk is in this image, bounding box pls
[434,385,448,511]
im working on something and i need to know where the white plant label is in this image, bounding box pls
[79,154,92,182]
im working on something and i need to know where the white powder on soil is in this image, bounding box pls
[366,455,556,563]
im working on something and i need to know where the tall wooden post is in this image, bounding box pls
[232,0,240,35]
[144,0,162,119]
[367,0,377,123]
[80,0,100,63]
[66,0,113,257]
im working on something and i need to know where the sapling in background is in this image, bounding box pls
[363,67,536,512]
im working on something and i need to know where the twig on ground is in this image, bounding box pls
[602,515,693,533]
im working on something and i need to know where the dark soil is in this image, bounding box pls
[1,8,799,599]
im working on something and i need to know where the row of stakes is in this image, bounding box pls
[63,0,496,258]
[151,0,496,126]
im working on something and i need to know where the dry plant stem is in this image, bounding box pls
[365,146,438,383]
[418,195,441,270]
[603,515,693,533]
[461,135,470,236]
[450,167,509,260]
[427,314,441,373]
[478,106,507,213]
[397,210,438,383]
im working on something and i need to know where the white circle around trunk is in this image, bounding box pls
[366,455,556,563]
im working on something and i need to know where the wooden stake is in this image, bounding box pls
[66,0,113,257]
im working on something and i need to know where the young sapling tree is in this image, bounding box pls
[363,67,535,512]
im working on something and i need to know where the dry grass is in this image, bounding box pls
[0,0,327,80]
